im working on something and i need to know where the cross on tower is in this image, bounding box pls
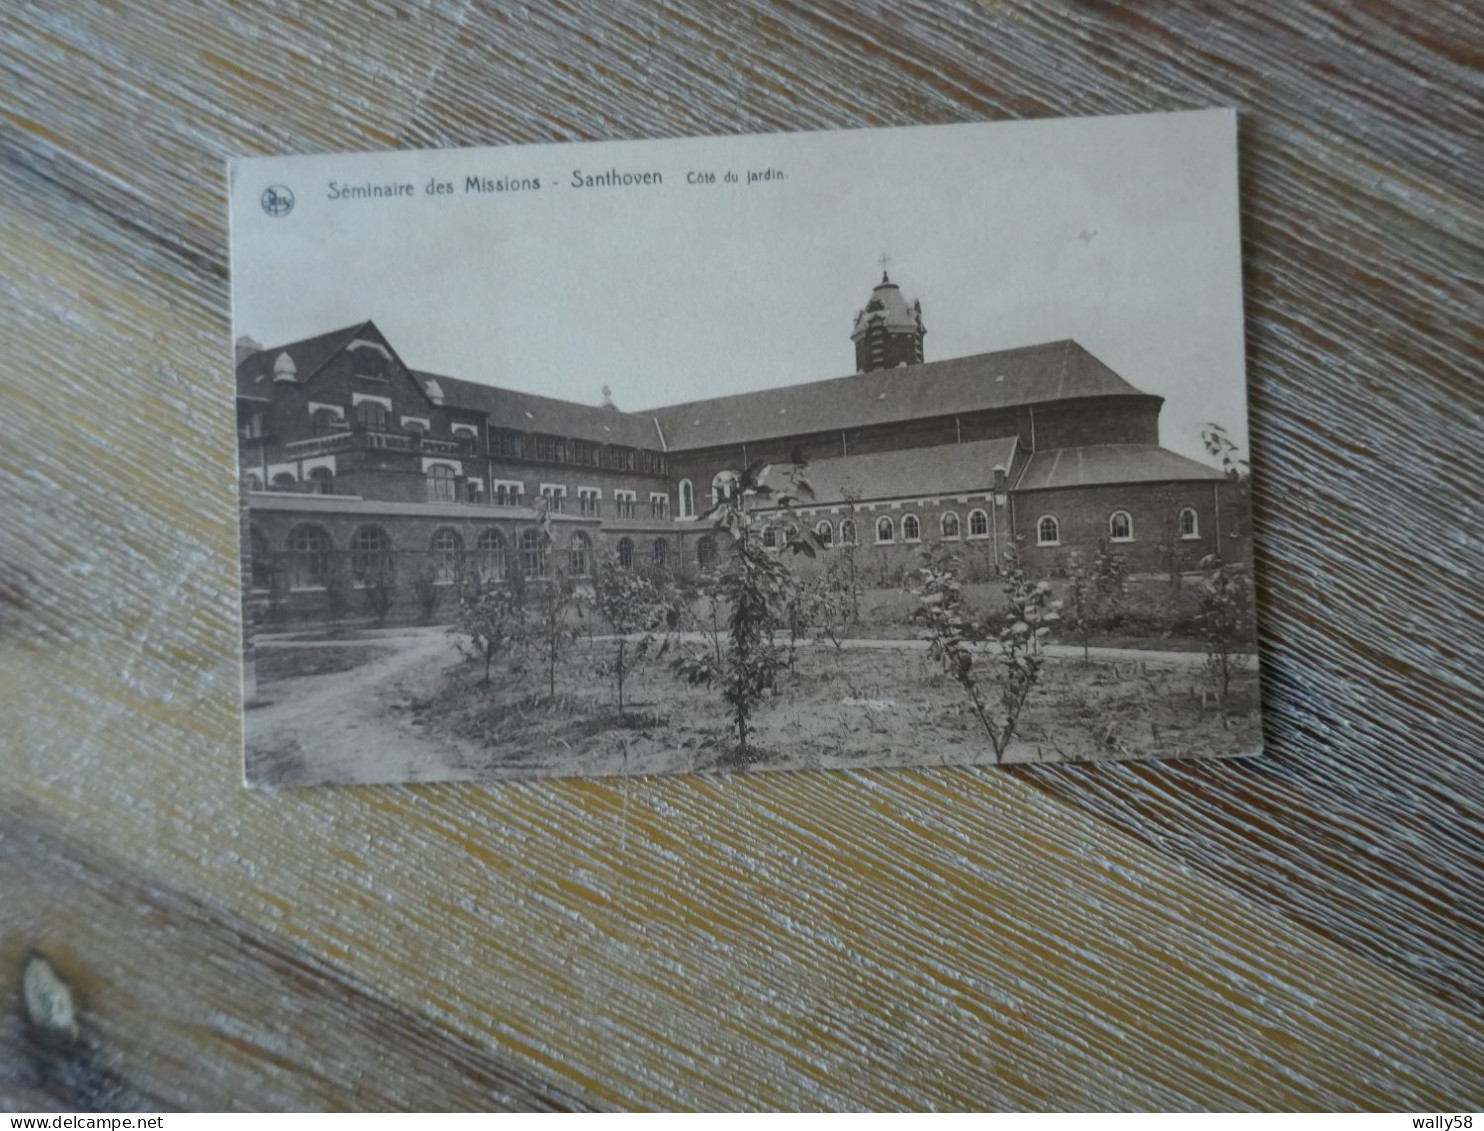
[878,252,892,280]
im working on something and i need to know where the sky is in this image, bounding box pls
[229,109,1247,465]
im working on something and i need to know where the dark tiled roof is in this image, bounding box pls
[650,340,1150,450]
[235,322,368,398]
[410,371,664,450]
[759,437,1018,506]
[1015,444,1226,490]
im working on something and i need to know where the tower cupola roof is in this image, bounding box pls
[852,272,924,337]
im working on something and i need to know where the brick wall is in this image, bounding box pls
[1011,481,1225,574]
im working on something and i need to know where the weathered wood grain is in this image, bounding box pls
[2,0,1482,1111]
[0,809,591,1112]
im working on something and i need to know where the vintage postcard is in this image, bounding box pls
[229,109,1258,788]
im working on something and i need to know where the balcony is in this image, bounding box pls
[284,430,473,458]
[284,431,355,457]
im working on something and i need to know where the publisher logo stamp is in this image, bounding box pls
[261,185,295,217]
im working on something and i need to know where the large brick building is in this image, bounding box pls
[238,271,1232,617]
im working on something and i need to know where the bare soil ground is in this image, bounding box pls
[244,628,1260,788]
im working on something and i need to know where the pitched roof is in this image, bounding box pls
[1015,444,1226,490]
[409,371,663,450]
[759,436,1018,506]
[650,340,1150,450]
[235,322,368,398]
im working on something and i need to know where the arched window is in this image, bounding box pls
[1036,515,1060,547]
[839,518,857,546]
[430,529,463,584]
[679,479,694,518]
[244,471,263,492]
[569,532,591,577]
[520,528,545,579]
[652,539,668,571]
[350,526,393,582]
[712,470,738,505]
[968,509,989,538]
[697,535,717,569]
[1179,507,1200,539]
[476,529,507,582]
[403,418,425,436]
[815,520,833,548]
[311,408,341,436]
[288,524,332,589]
[426,464,457,503]
[355,401,388,430]
[271,472,296,491]
[875,516,894,544]
[762,524,777,550]
[902,514,921,542]
[1109,510,1134,542]
[617,537,635,570]
[941,512,961,539]
[306,466,334,495]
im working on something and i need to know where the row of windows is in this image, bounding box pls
[268,524,703,589]
[489,428,667,474]
[1034,508,1199,547]
[755,509,996,548]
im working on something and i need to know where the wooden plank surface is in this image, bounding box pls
[2,0,1481,1111]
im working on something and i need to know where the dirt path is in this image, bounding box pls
[246,629,469,787]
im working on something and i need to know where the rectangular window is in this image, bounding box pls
[638,450,667,477]
[614,490,637,519]
[649,492,669,520]
[540,484,567,513]
[531,433,566,463]
[577,488,602,517]
[605,445,637,472]
[491,428,523,459]
[493,479,524,507]
[572,439,601,467]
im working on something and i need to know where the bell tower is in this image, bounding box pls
[851,257,925,372]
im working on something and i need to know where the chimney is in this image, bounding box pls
[601,384,616,410]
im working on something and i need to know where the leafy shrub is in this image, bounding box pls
[915,539,1060,763]
[411,568,442,624]
[361,571,396,625]
[1197,553,1254,699]
[594,552,669,714]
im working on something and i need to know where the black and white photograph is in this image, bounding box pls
[230,109,1259,788]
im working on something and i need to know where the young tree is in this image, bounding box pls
[593,552,668,716]
[915,539,1060,763]
[361,570,396,625]
[1064,539,1126,661]
[411,567,443,624]
[672,453,821,761]
[1197,553,1253,700]
[836,485,864,624]
[323,573,349,629]
[454,578,521,685]
[1155,485,1187,591]
[527,502,581,700]
[1202,421,1254,551]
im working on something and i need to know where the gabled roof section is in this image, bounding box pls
[235,322,368,398]
[650,340,1151,450]
[409,371,665,449]
[1015,444,1226,491]
[759,436,1019,507]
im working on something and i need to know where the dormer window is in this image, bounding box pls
[348,341,389,380]
[272,352,297,382]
